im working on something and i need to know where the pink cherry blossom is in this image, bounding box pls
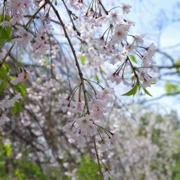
[0,114,10,130]
[76,115,97,136]
[11,70,30,85]
[12,27,33,46]
[107,73,122,85]
[112,24,129,44]
[121,3,132,14]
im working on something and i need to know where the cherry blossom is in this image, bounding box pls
[0,95,14,109]
[76,115,97,136]
[139,69,158,87]
[121,3,132,14]
[133,34,145,45]
[0,21,12,27]
[0,114,10,130]
[112,24,130,44]
[108,12,122,24]
[11,70,30,85]
[107,73,122,84]
[12,27,33,46]
[103,169,118,180]
[0,93,22,111]
[8,0,33,14]
[110,53,125,65]
[110,132,122,146]
[96,88,114,99]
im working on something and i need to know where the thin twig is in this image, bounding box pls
[93,136,103,180]
[47,0,90,114]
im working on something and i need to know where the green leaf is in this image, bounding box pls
[95,75,99,82]
[143,88,152,96]
[80,56,86,64]
[0,26,12,44]
[11,101,22,114]
[100,69,106,75]
[0,14,11,22]
[0,80,8,93]
[3,144,11,157]
[165,81,179,94]
[122,81,139,96]
[0,14,12,45]
[0,63,10,79]
[14,83,27,98]
[175,58,180,72]
[15,169,25,180]
[9,75,14,80]
[3,63,10,71]
[76,155,99,180]
[129,55,137,63]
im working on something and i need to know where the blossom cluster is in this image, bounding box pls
[0,93,22,129]
[63,87,121,146]
[13,76,176,180]
[75,8,158,88]
[1,0,50,58]
[0,0,158,179]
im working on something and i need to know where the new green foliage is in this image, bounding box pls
[11,101,22,114]
[76,155,99,180]
[129,55,137,63]
[3,144,11,157]
[14,82,27,98]
[0,80,8,93]
[0,63,10,79]
[122,80,139,96]
[165,81,179,94]
[143,88,152,96]
[0,14,12,45]
[80,56,86,64]
[175,58,180,72]
[95,74,99,82]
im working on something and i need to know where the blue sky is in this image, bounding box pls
[125,0,180,115]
